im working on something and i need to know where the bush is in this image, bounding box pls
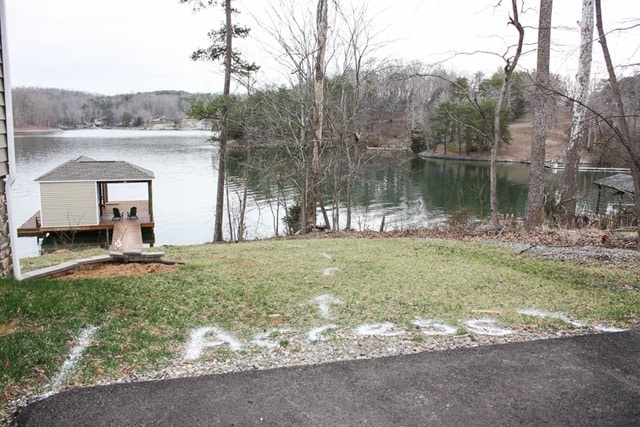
[543,188,563,227]
[283,204,302,235]
[447,207,474,228]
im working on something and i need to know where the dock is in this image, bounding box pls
[544,161,631,173]
[17,201,154,241]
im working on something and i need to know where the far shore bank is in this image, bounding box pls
[14,126,211,135]
[418,151,529,164]
[418,151,631,173]
[14,127,61,135]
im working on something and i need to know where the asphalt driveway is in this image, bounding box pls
[17,329,640,426]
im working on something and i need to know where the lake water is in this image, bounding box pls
[12,129,614,258]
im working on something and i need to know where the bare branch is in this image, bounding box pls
[609,22,640,33]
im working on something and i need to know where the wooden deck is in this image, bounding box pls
[17,201,154,237]
[101,201,152,226]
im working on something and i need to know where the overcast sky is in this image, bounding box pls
[5,0,640,95]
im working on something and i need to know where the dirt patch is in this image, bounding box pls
[55,262,180,280]
[502,110,586,163]
[0,320,18,337]
[430,108,597,164]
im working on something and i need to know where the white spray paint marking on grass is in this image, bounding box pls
[412,319,458,336]
[184,326,244,360]
[49,325,100,391]
[251,328,294,349]
[178,308,622,361]
[594,324,628,332]
[312,294,344,318]
[518,309,588,327]
[354,322,404,337]
[320,253,333,260]
[465,319,514,336]
[519,308,627,331]
[323,267,340,277]
[307,324,338,341]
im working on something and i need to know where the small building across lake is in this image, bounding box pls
[592,173,635,215]
[18,156,155,249]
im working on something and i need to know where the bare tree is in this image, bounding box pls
[561,0,594,226]
[525,0,553,229]
[489,0,525,230]
[258,0,318,231]
[306,0,329,230]
[594,0,640,242]
[326,2,385,231]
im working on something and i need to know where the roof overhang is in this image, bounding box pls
[593,174,635,195]
[35,156,155,183]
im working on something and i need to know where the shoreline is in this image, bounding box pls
[418,151,630,172]
[418,151,528,164]
[14,127,211,135]
[14,128,62,135]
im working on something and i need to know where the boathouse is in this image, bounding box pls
[18,156,155,246]
[593,173,635,197]
[592,173,637,230]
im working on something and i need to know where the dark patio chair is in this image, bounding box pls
[128,206,138,219]
[112,207,123,220]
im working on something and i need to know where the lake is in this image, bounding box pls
[12,129,614,258]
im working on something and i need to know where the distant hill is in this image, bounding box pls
[11,87,215,130]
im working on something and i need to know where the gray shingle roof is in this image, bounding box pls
[593,173,635,195]
[35,156,154,182]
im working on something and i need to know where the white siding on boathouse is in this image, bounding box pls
[40,181,99,227]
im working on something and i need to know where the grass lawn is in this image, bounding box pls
[2,237,639,409]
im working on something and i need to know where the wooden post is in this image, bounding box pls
[148,181,154,223]
[103,183,109,203]
[97,183,104,216]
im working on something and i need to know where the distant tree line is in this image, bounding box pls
[11,88,213,129]
[207,65,531,153]
[207,62,631,169]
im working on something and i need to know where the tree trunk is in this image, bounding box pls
[213,0,233,242]
[525,0,553,229]
[561,0,594,227]
[345,176,353,230]
[225,182,234,242]
[595,0,640,242]
[238,182,248,241]
[490,0,525,230]
[307,0,328,231]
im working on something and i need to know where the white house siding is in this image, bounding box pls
[0,52,8,177]
[0,0,17,278]
[40,181,99,227]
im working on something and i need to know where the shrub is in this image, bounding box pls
[447,207,474,228]
[283,204,302,235]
